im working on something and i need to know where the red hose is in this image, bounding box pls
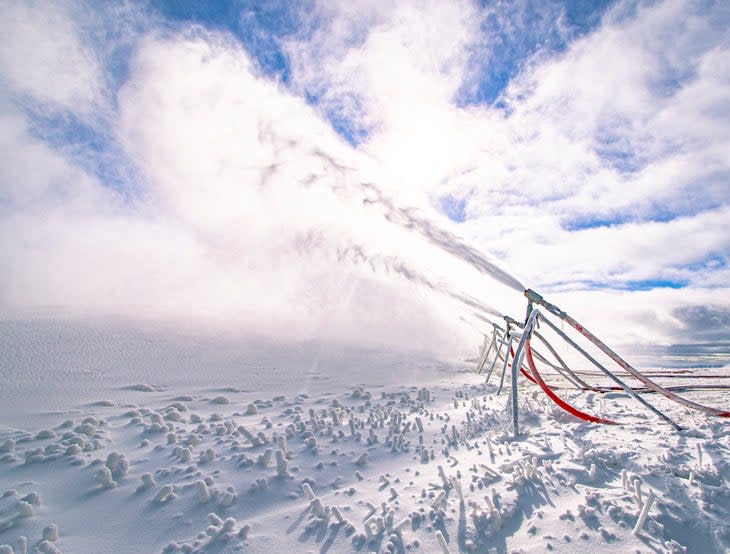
[525,339,616,425]
[521,368,537,384]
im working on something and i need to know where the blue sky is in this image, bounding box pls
[0,0,729,348]
[151,0,306,83]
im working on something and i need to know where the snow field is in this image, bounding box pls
[1,369,729,553]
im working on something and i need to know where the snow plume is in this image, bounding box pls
[0,12,518,355]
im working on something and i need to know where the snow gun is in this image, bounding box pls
[479,289,730,437]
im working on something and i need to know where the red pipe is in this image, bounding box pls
[525,339,616,425]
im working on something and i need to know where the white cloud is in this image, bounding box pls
[284,0,483,201]
[438,0,730,286]
[279,0,730,346]
[0,0,102,111]
[0,0,728,358]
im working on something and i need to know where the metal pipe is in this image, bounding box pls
[529,346,584,390]
[532,330,594,390]
[525,338,616,424]
[474,333,490,373]
[510,309,540,436]
[485,330,509,384]
[538,314,682,430]
[497,335,514,395]
[525,289,730,418]
[477,329,497,373]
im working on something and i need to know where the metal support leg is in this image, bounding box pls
[497,336,514,395]
[485,331,508,384]
[510,310,539,437]
[477,331,497,373]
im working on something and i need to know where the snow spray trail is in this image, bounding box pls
[359,181,526,292]
[335,243,504,318]
[331,160,729,424]
[310,150,525,293]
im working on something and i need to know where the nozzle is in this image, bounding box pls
[503,315,522,327]
[524,289,543,304]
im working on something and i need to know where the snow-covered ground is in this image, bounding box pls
[1,318,729,553]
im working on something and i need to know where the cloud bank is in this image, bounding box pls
[0,0,728,354]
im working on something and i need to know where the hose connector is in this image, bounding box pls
[524,289,566,319]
